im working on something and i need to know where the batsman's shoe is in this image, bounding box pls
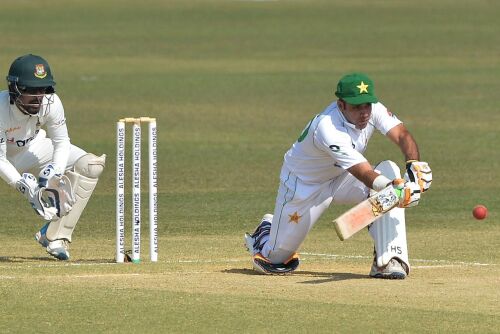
[35,223,50,248]
[244,214,273,256]
[35,224,70,260]
[252,252,300,275]
[369,258,407,279]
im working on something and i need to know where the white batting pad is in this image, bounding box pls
[368,160,410,273]
[369,207,409,273]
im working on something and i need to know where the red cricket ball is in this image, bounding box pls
[472,205,488,220]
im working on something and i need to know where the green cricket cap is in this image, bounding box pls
[335,72,378,105]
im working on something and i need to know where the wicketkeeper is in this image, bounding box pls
[245,73,432,279]
[0,54,106,260]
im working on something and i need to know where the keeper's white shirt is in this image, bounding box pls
[283,101,402,184]
[0,90,71,186]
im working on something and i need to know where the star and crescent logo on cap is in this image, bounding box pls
[357,81,369,94]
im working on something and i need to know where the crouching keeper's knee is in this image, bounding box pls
[46,153,106,242]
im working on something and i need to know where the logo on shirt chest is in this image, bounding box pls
[329,144,349,156]
[6,130,39,147]
[6,126,21,133]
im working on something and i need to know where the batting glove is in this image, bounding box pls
[404,160,432,192]
[392,178,421,208]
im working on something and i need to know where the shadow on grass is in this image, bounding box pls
[70,258,116,264]
[297,271,367,283]
[222,268,263,276]
[222,268,367,282]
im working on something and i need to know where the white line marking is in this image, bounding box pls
[301,252,370,260]
[301,252,497,267]
[74,273,140,278]
[0,253,496,270]
[177,259,243,263]
[0,262,118,269]
[412,265,486,269]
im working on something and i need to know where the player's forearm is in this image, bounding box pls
[0,139,22,186]
[347,162,382,190]
[0,158,22,187]
[386,124,420,161]
[52,140,71,174]
[398,131,420,161]
[46,110,71,173]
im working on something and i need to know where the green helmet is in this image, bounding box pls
[7,54,56,116]
[7,54,56,88]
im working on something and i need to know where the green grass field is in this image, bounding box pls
[0,0,499,333]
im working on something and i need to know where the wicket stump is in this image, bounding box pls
[116,117,158,263]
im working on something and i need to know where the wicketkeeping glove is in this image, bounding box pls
[404,160,432,192]
[38,164,58,188]
[40,174,76,218]
[392,178,421,208]
[16,173,39,200]
[16,173,58,221]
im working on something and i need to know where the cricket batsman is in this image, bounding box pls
[0,54,106,260]
[245,73,432,279]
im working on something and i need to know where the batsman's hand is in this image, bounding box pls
[16,173,58,221]
[404,160,432,192]
[38,164,58,187]
[392,178,421,208]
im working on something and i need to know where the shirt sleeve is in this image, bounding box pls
[44,94,71,174]
[314,118,367,170]
[0,131,22,187]
[371,102,402,135]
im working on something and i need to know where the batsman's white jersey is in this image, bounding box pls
[0,90,85,186]
[283,101,401,184]
[262,101,410,270]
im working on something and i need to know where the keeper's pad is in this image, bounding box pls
[368,160,410,274]
[46,153,106,242]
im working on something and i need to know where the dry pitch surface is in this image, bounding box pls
[1,234,498,333]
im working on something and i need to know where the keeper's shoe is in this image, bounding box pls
[46,239,70,260]
[252,252,300,275]
[35,223,70,261]
[35,223,50,248]
[369,258,407,279]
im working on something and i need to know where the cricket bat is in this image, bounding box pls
[333,185,400,241]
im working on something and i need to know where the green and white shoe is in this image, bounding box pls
[35,223,70,260]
